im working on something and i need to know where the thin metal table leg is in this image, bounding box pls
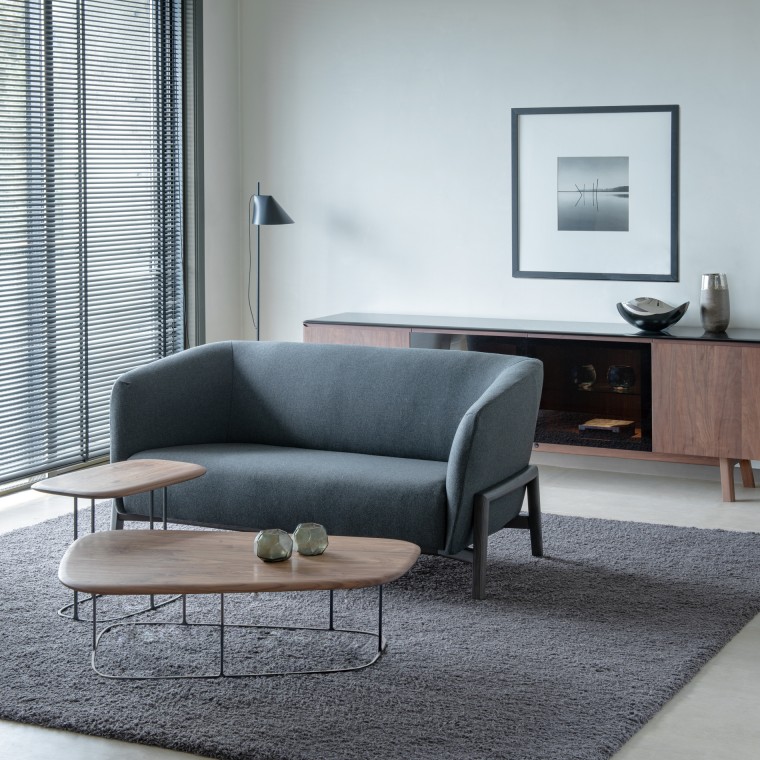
[219,593,225,677]
[329,589,334,631]
[181,594,187,624]
[378,585,383,652]
[72,497,79,621]
[92,594,97,653]
[162,486,168,530]
[149,490,155,610]
[87,497,96,618]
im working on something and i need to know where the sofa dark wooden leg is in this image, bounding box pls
[111,502,125,531]
[471,464,543,599]
[472,496,489,600]
[527,471,543,557]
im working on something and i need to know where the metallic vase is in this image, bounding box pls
[700,273,730,333]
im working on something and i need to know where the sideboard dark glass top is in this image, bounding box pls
[305,313,760,343]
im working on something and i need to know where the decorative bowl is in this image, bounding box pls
[616,297,689,332]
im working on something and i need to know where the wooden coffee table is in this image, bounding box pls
[59,530,420,679]
[35,459,206,620]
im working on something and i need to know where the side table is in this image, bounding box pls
[33,458,206,621]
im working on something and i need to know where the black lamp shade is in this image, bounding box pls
[252,194,294,226]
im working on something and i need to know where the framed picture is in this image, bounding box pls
[511,105,679,281]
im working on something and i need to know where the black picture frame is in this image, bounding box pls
[511,105,679,281]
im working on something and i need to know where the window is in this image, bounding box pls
[0,0,187,486]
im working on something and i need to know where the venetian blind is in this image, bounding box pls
[0,0,185,485]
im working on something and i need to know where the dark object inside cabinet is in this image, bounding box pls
[411,333,652,452]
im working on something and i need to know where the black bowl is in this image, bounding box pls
[616,300,689,332]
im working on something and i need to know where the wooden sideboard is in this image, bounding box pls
[304,313,760,502]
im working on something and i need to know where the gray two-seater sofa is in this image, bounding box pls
[110,340,544,598]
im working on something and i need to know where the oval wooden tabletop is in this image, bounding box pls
[33,459,207,498]
[59,531,421,595]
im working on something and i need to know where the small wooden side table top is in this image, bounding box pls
[33,459,207,500]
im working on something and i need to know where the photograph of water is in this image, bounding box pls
[557,156,629,232]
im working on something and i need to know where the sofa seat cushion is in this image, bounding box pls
[122,443,448,552]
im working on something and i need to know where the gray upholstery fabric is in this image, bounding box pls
[110,341,543,555]
[110,341,233,462]
[445,360,543,551]
[123,444,448,552]
[227,341,514,461]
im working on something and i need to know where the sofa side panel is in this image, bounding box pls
[110,342,234,462]
[445,359,543,554]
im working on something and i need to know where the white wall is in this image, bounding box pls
[232,0,760,342]
[203,0,243,342]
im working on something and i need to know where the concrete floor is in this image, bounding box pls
[1,455,759,759]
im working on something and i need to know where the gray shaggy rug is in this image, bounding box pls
[1,507,760,760]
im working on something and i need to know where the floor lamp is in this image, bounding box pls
[249,181,294,340]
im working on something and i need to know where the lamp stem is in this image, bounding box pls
[256,223,261,341]
[255,180,261,341]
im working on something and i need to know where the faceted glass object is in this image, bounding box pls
[254,529,293,562]
[293,522,329,556]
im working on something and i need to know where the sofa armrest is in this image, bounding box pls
[110,342,234,462]
[444,358,543,554]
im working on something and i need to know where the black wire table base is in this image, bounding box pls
[66,488,172,622]
[90,587,386,680]
[58,592,183,624]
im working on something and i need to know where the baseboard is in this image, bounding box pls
[530,451,757,483]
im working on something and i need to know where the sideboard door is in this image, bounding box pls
[741,346,760,459]
[652,342,743,458]
[303,323,410,348]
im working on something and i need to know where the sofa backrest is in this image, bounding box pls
[227,341,540,462]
